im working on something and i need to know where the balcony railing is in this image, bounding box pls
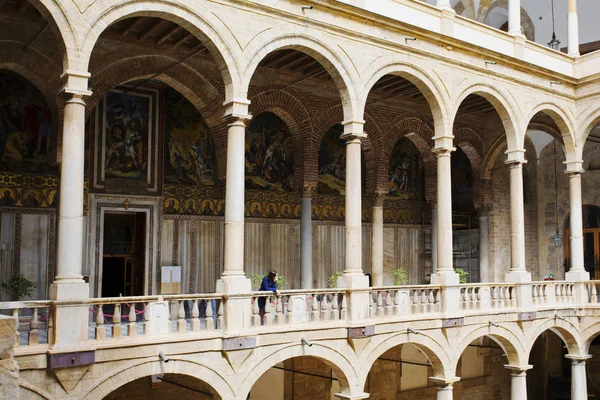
[1,280,596,349]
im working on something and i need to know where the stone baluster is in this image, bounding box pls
[206,299,215,330]
[311,293,320,321]
[112,304,121,338]
[385,290,393,316]
[393,290,401,315]
[321,294,332,321]
[376,291,384,317]
[264,296,272,326]
[191,300,200,332]
[177,300,186,333]
[286,296,293,324]
[96,305,105,339]
[252,297,260,327]
[590,284,598,303]
[29,307,39,345]
[331,293,339,320]
[128,303,137,337]
[217,299,224,329]
[340,294,348,320]
[143,302,150,335]
[275,296,285,325]
[12,309,19,346]
[369,291,375,318]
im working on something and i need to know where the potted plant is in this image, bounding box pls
[328,271,343,288]
[1,275,36,301]
[455,268,469,284]
[393,267,409,286]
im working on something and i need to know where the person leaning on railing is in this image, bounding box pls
[258,270,279,324]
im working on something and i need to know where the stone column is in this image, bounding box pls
[565,164,589,281]
[431,145,459,285]
[568,0,580,56]
[216,100,252,332]
[337,121,369,322]
[371,193,385,287]
[508,0,522,36]
[49,71,91,347]
[479,210,490,282]
[300,187,314,289]
[566,355,591,400]
[431,206,438,275]
[505,365,532,400]
[504,151,531,283]
[430,377,460,400]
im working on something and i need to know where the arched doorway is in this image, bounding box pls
[564,205,600,279]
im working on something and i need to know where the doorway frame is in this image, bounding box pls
[87,194,161,298]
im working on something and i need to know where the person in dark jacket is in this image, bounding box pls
[258,270,279,324]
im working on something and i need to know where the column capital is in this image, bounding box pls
[371,192,386,207]
[431,146,455,157]
[432,134,454,150]
[565,160,585,174]
[60,70,92,97]
[504,364,533,375]
[565,354,592,363]
[341,119,365,136]
[505,148,527,165]
[429,376,460,387]
[300,184,316,199]
[222,98,251,120]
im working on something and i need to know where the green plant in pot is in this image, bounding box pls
[1,275,36,301]
[250,273,287,290]
[393,267,409,286]
[328,271,343,288]
[455,268,469,284]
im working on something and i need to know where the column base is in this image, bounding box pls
[216,276,251,293]
[49,280,89,300]
[337,273,369,289]
[504,271,531,283]
[49,281,90,346]
[334,392,370,400]
[565,270,590,282]
[430,272,459,285]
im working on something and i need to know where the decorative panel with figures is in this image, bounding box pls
[91,85,160,194]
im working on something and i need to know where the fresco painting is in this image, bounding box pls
[104,90,150,180]
[164,88,215,186]
[0,70,55,174]
[245,112,294,191]
[317,124,346,195]
[388,137,424,201]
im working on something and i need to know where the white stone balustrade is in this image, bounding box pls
[2,281,600,348]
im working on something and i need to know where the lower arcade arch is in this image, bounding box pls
[238,346,358,400]
[526,325,587,400]
[83,360,235,400]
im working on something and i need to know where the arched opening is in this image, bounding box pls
[527,330,572,399]
[84,14,227,298]
[246,355,347,399]
[454,336,513,398]
[363,67,441,285]
[103,373,222,400]
[364,343,435,398]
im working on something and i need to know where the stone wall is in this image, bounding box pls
[0,314,18,400]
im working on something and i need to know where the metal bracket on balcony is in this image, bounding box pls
[222,336,257,351]
[441,317,464,328]
[47,350,95,369]
[518,312,536,321]
[222,336,257,373]
[347,325,375,339]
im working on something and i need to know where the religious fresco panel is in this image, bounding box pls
[245,112,294,191]
[164,88,215,186]
[92,85,160,193]
[317,124,365,196]
[0,70,55,175]
[387,137,424,201]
